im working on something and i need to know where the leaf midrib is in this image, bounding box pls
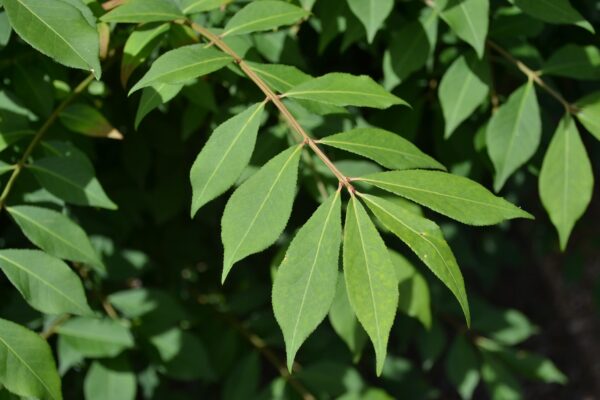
[363,196,464,308]
[0,334,57,400]
[289,194,339,352]
[223,10,304,37]
[351,199,383,353]
[140,55,232,88]
[226,146,301,267]
[7,207,97,264]
[360,177,517,213]
[195,104,263,204]
[14,0,91,69]
[0,254,88,314]
[322,139,432,165]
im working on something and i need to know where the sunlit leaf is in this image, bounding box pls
[359,170,533,225]
[321,128,444,171]
[2,0,101,78]
[486,81,541,191]
[360,194,469,325]
[221,145,302,282]
[343,197,398,375]
[190,102,265,215]
[539,115,593,250]
[0,318,62,400]
[222,0,308,37]
[0,249,93,316]
[285,73,409,109]
[273,192,342,370]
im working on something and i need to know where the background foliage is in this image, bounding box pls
[0,0,599,399]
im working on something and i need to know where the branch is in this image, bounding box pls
[0,73,95,210]
[208,304,316,400]
[185,21,355,194]
[487,40,578,114]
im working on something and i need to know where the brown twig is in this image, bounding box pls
[40,314,71,340]
[215,308,316,400]
[185,21,354,193]
[487,40,578,114]
[101,0,125,11]
[0,73,95,210]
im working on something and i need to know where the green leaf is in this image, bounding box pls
[382,8,438,89]
[285,73,408,109]
[539,115,593,250]
[480,351,522,400]
[445,335,480,400]
[57,337,84,376]
[84,358,136,400]
[477,338,566,385]
[328,274,368,362]
[0,161,14,175]
[0,249,93,316]
[177,0,226,14]
[135,83,183,129]
[320,128,445,171]
[0,11,12,46]
[121,22,169,87]
[222,0,308,37]
[542,45,600,80]
[221,145,302,282]
[343,197,398,375]
[59,103,123,140]
[0,318,62,400]
[247,62,346,114]
[512,0,594,33]
[438,0,489,58]
[472,303,537,346]
[56,317,134,358]
[247,62,311,93]
[148,328,213,381]
[486,81,541,191]
[29,156,117,210]
[273,192,342,371]
[2,0,101,78]
[100,0,183,23]
[130,45,232,94]
[389,250,431,329]
[346,0,394,43]
[359,170,533,225]
[6,205,104,272]
[439,52,490,138]
[575,91,600,141]
[190,102,265,215]
[360,194,469,325]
